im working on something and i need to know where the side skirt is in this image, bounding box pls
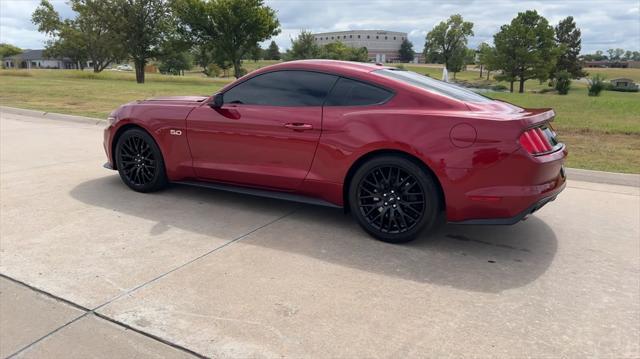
[174,180,342,208]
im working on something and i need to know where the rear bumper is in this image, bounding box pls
[443,144,567,224]
[450,180,565,225]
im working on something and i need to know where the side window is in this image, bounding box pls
[224,71,338,106]
[325,78,393,106]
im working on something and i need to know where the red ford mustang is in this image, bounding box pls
[103,60,566,243]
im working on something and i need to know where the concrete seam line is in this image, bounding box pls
[5,312,90,359]
[91,206,300,313]
[0,208,297,359]
[0,274,206,359]
[91,312,208,359]
[0,273,91,312]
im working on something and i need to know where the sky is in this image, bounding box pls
[1,0,639,54]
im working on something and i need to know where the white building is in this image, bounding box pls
[312,30,408,63]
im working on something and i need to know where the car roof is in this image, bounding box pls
[253,59,394,76]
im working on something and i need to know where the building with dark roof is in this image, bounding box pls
[3,49,80,69]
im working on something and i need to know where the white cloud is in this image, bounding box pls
[1,0,638,53]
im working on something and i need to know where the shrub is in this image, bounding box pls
[554,71,571,95]
[587,74,605,96]
[490,84,508,91]
[0,70,33,77]
[538,88,557,94]
[608,87,639,93]
[204,64,222,77]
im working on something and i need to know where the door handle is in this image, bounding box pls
[284,123,313,131]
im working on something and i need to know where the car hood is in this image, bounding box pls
[141,96,209,104]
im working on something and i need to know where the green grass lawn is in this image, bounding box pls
[1,66,638,173]
[0,69,228,118]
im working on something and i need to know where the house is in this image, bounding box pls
[584,60,636,68]
[3,49,81,69]
[610,78,639,91]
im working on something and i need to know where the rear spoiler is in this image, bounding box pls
[519,108,555,128]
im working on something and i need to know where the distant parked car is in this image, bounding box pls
[103,60,567,243]
[116,64,133,71]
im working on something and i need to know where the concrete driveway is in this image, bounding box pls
[1,109,638,358]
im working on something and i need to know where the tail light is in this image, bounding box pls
[519,124,559,155]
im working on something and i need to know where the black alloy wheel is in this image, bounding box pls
[349,155,439,243]
[115,128,167,192]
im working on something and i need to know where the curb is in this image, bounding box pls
[565,168,639,188]
[2,106,638,188]
[0,106,105,125]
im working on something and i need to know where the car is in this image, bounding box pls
[116,64,133,71]
[103,60,567,243]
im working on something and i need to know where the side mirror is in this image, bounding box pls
[209,93,223,109]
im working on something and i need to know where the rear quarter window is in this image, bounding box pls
[325,77,393,106]
[374,69,492,103]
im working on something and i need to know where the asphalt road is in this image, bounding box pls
[1,109,638,358]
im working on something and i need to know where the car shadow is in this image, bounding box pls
[70,175,558,293]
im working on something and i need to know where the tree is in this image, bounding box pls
[0,43,22,60]
[581,50,607,61]
[31,0,61,34]
[43,26,90,70]
[247,44,263,62]
[318,41,367,62]
[476,42,492,78]
[116,0,172,83]
[482,45,499,80]
[158,51,193,75]
[398,39,414,62]
[173,0,280,78]
[623,50,633,61]
[32,0,125,72]
[594,50,607,61]
[554,70,571,95]
[286,30,320,60]
[554,16,586,78]
[445,47,474,79]
[607,48,624,60]
[493,10,559,93]
[265,40,280,60]
[423,14,474,73]
[158,37,192,75]
[192,43,216,72]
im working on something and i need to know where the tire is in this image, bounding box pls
[348,155,440,243]
[115,128,168,193]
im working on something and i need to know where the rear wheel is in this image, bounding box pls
[115,128,167,192]
[348,155,439,243]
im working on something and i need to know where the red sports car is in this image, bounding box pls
[103,60,566,243]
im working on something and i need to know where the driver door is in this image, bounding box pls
[185,70,338,190]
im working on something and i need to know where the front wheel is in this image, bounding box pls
[348,155,440,243]
[115,128,168,193]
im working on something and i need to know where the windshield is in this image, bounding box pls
[374,69,492,103]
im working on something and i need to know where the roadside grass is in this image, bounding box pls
[1,67,638,173]
[0,69,228,118]
[583,67,640,82]
[490,87,640,134]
